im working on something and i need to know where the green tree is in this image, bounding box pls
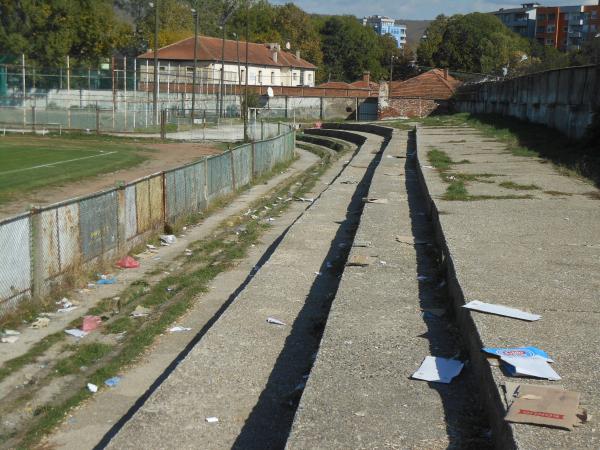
[320,16,385,83]
[418,13,530,74]
[0,0,131,67]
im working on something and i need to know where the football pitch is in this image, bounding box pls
[0,134,152,206]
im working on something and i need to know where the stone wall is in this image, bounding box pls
[454,65,600,140]
[379,98,449,119]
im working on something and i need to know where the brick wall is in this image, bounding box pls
[378,97,450,119]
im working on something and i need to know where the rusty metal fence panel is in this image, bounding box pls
[207,153,233,201]
[0,214,32,313]
[232,145,252,188]
[0,124,295,315]
[79,190,118,261]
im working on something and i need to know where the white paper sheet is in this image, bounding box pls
[412,356,464,384]
[463,300,540,321]
[501,356,561,381]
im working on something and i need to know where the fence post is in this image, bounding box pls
[251,141,256,178]
[277,122,281,135]
[160,109,166,140]
[96,104,100,135]
[30,208,44,301]
[230,150,236,191]
[31,106,36,133]
[260,120,264,140]
[203,158,209,207]
[116,184,126,253]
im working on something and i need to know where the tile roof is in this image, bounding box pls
[389,69,461,100]
[138,35,316,70]
[317,81,353,89]
[349,80,379,89]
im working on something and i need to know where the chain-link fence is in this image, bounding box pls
[0,123,296,316]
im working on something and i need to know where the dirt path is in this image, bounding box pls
[0,142,221,219]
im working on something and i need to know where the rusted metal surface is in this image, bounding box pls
[136,179,151,233]
[125,185,138,239]
[79,191,118,260]
[0,214,32,312]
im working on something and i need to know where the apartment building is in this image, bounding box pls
[493,3,540,39]
[362,15,407,48]
[534,3,600,50]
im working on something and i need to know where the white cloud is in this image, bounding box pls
[270,0,599,20]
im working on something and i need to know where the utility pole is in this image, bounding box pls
[218,24,226,119]
[234,32,242,122]
[191,5,199,121]
[243,1,250,142]
[152,1,159,125]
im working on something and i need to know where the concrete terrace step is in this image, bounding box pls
[101,123,380,449]
[415,125,600,450]
[286,126,490,450]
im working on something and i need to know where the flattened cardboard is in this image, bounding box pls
[396,235,429,245]
[505,384,580,430]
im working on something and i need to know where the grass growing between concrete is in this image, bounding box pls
[499,181,540,191]
[393,112,600,188]
[1,139,349,450]
[427,149,533,201]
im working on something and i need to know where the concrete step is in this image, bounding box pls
[286,125,491,450]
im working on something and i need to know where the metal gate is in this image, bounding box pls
[358,99,378,121]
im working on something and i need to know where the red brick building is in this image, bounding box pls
[378,69,461,119]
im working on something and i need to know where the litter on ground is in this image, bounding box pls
[267,317,286,326]
[1,336,19,344]
[131,305,151,318]
[362,197,389,204]
[463,300,541,321]
[87,383,98,393]
[160,235,177,245]
[30,317,50,329]
[412,356,464,384]
[504,383,580,430]
[396,235,429,245]
[346,255,372,267]
[169,326,192,333]
[484,346,560,380]
[206,417,219,423]
[82,316,102,332]
[117,255,140,269]
[65,329,88,339]
[104,376,121,387]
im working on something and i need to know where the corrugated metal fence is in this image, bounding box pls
[0,124,295,316]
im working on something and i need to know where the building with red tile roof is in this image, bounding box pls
[138,35,317,87]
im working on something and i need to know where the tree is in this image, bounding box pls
[0,0,132,67]
[320,16,385,83]
[417,13,530,74]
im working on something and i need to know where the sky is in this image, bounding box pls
[269,0,600,20]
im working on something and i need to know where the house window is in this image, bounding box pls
[547,25,555,32]
[307,73,312,83]
[548,13,556,21]
[271,71,275,85]
[258,70,263,84]
[292,72,298,83]
[546,38,554,45]
[537,26,545,33]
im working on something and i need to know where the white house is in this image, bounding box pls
[138,35,317,88]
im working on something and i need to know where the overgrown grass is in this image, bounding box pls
[442,181,469,201]
[3,134,349,450]
[499,181,540,191]
[428,149,454,171]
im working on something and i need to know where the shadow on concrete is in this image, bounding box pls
[231,134,388,450]
[470,113,600,189]
[404,130,493,450]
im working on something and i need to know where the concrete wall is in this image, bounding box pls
[454,65,600,140]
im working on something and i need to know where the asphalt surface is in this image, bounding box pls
[417,125,600,450]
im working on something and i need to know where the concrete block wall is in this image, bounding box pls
[454,65,600,140]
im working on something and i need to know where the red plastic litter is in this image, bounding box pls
[82,316,102,332]
[117,256,140,269]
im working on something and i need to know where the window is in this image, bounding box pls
[537,26,545,33]
[547,25,555,32]
[538,14,546,21]
[548,13,556,21]
[271,71,275,84]
[292,72,298,82]
[592,11,598,19]
[307,73,312,83]
[546,38,554,45]
[258,70,263,84]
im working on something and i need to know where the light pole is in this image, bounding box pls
[149,1,159,125]
[233,32,242,122]
[243,1,250,141]
[191,6,199,121]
